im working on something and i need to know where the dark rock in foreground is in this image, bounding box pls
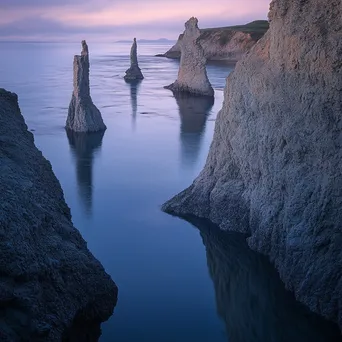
[163,0,342,330]
[66,40,106,132]
[124,38,144,81]
[0,88,117,341]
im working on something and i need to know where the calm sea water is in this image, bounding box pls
[0,42,341,342]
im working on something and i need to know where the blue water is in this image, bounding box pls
[0,42,341,342]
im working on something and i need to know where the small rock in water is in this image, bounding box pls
[124,38,144,81]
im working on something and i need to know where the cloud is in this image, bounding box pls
[0,0,270,41]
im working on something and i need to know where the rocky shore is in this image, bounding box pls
[0,88,117,341]
[163,0,342,330]
[157,20,269,62]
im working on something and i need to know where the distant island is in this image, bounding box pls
[116,38,176,44]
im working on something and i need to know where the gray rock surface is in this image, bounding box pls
[124,38,144,81]
[163,0,342,329]
[0,88,117,341]
[66,40,106,132]
[165,17,214,97]
[158,20,269,62]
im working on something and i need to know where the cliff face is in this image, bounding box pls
[0,89,117,341]
[163,0,342,330]
[159,20,269,62]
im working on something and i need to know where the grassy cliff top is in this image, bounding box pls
[199,20,269,43]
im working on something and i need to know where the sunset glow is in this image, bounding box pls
[0,0,270,41]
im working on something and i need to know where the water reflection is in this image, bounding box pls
[125,79,141,130]
[66,130,105,217]
[186,216,342,342]
[173,93,214,168]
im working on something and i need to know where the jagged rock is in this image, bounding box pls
[163,0,342,330]
[124,38,144,81]
[66,40,106,133]
[164,17,214,97]
[0,88,117,341]
[157,20,269,62]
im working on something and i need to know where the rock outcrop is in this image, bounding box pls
[191,217,342,342]
[157,20,269,62]
[164,17,214,97]
[0,88,117,341]
[163,0,342,330]
[124,38,144,81]
[66,40,106,132]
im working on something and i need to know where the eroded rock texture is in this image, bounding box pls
[165,17,214,97]
[163,0,342,329]
[66,40,106,132]
[0,88,117,341]
[124,38,144,81]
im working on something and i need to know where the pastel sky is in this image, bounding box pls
[0,0,270,42]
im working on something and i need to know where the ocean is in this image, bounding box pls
[0,41,340,342]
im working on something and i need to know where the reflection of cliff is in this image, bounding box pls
[173,93,214,168]
[66,130,105,216]
[189,217,342,342]
[126,80,141,130]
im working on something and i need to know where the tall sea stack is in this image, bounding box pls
[0,88,117,340]
[66,40,106,132]
[165,17,214,97]
[163,0,342,330]
[124,38,144,81]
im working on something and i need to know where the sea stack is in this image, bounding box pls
[124,38,144,81]
[66,40,106,132]
[165,17,214,97]
[0,88,117,340]
[163,0,342,330]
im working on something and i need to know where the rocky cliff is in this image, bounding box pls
[0,88,117,341]
[163,0,342,330]
[157,20,269,62]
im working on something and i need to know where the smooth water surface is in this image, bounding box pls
[0,42,341,342]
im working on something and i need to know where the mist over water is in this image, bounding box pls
[0,42,340,342]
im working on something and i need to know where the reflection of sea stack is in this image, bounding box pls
[165,17,214,97]
[124,38,144,81]
[126,80,141,129]
[66,40,106,132]
[66,130,105,216]
[173,93,214,167]
[191,218,342,342]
